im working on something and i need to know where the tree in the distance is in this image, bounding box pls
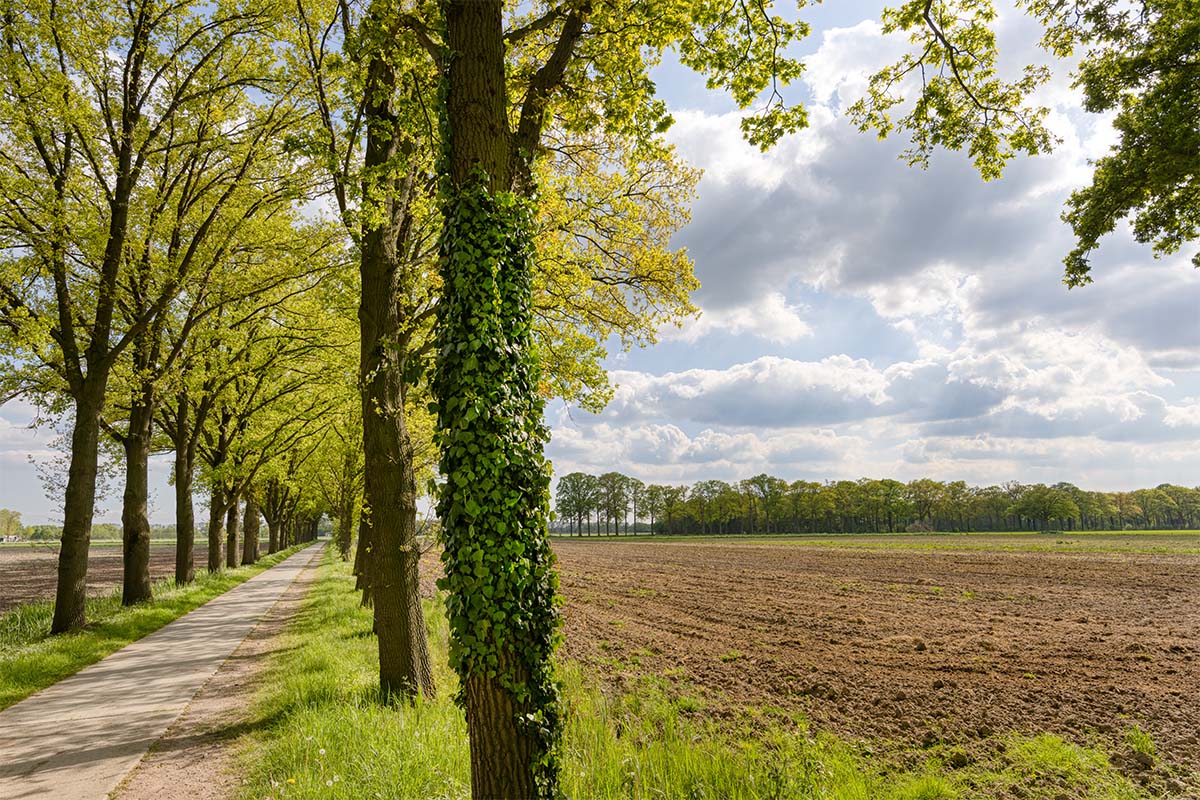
[0,510,23,538]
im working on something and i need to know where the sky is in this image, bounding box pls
[1,2,1198,524]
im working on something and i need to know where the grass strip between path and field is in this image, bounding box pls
[237,548,1154,800]
[0,543,308,710]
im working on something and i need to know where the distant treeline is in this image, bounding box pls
[553,473,1200,535]
[21,523,180,541]
[14,519,332,542]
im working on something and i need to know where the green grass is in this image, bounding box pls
[1124,725,1157,765]
[954,734,1147,800]
[0,544,308,710]
[238,552,1154,800]
[553,531,1200,555]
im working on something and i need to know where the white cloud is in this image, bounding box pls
[557,11,1198,491]
[666,292,812,343]
[605,355,890,428]
[1161,399,1200,430]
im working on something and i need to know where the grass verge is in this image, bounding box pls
[0,543,308,710]
[238,550,1153,800]
[552,532,1200,555]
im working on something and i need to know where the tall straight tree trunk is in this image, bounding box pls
[225,495,241,568]
[354,516,373,603]
[51,382,106,633]
[357,32,434,702]
[207,485,226,572]
[242,499,260,565]
[50,117,136,632]
[436,1,572,794]
[267,515,279,553]
[121,396,154,605]
[174,437,195,584]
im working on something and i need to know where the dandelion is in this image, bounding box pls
[326,780,333,787]
[287,778,296,784]
[319,748,326,755]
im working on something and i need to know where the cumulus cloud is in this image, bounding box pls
[602,356,890,428]
[665,292,813,343]
[547,407,861,484]
[547,10,1194,490]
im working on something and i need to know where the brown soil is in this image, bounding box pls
[0,543,258,613]
[545,538,1200,788]
[110,552,321,800]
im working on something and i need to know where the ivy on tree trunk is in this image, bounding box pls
[434,1,563,795]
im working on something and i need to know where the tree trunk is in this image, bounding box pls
[336,483,354,558]
[465,653,538,799]
[242,499,260,565]
[355,515,374,603]
[207,485,226,572]
[174,435,195,584]
[121,397,154,605]
[358,36,435,702]
[437,1,565,794]
[51,383,105,633]
[225,495,241,568]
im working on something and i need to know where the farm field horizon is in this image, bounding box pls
[6,529,1197,614]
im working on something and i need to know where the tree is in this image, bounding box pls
[689,480,726,534]
[242,499,261,566]
[554,472,593,535]
[1134,488,1178,528]
[431,1,816,791]
[858,0,1198,282]
[0,509,23,538]
[1007,485,1080,531]
[626,477,646,534]
[660,485,689,535]
[0,0,289,630]
[597,472,630,534]
[875,479,910,533]
[191,292,336,573]
[643,484,666,535]
[743,474,788,533]
[1049,0,1200,281]
[101,97,310,604]
[907,479,944,528]
[286,0,700,705]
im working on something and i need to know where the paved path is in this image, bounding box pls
[0,544,324,800]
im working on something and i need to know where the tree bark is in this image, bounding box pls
[225,495,241,568]
[358,34,434,702]
[51,383,105,633]
[207,485,226,572]
[121,396,154,605]
[355,515,374,604]
[438,1,568,794]
[242,498,260,565]
[466,654,537,799]
[174,435,195,584]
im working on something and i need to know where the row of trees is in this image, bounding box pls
[2,0,1193,794]
[555,474,1200,535]
[0,0,702,793]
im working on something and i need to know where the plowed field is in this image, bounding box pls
[548,535,1200,787]
[0,543,230,613]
